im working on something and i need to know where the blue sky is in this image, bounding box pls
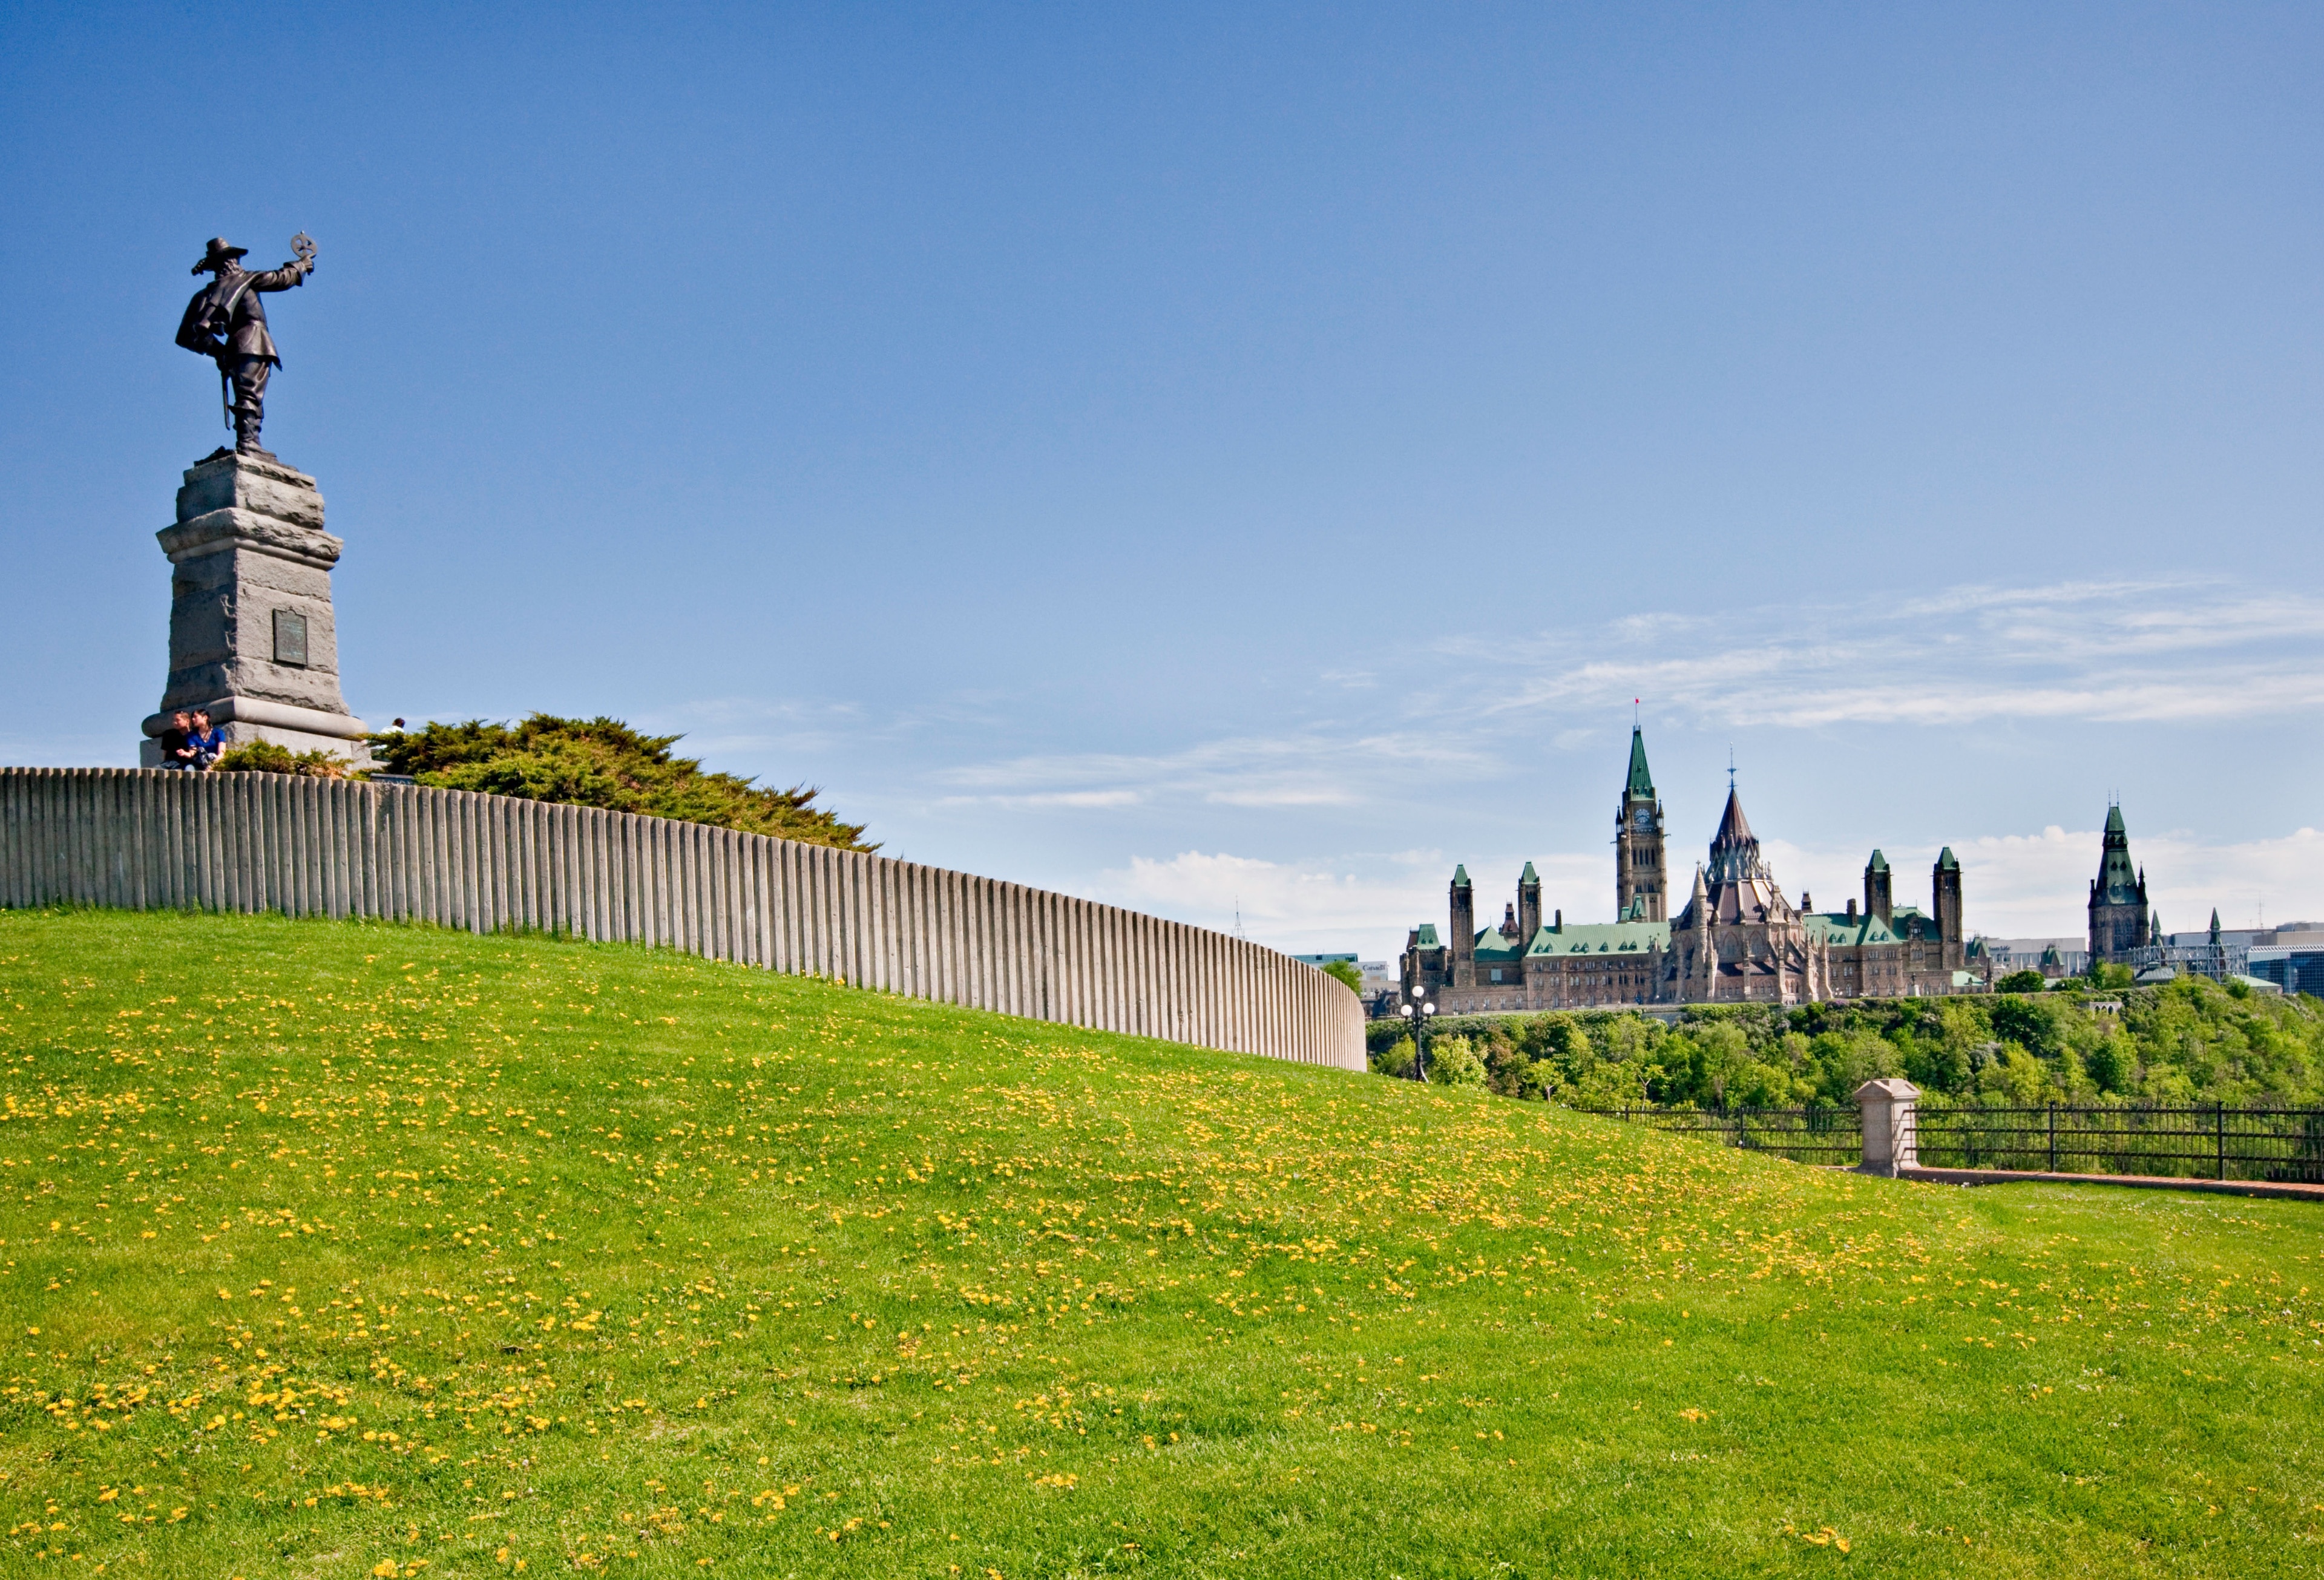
[4,3,2321,957]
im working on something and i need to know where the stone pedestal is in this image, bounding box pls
[1854,1077,1920,1178]
[139,452,370,767]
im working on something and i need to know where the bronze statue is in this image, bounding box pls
[176,233,317,457]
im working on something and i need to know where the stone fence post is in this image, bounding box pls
[1854,1077,1919,1178]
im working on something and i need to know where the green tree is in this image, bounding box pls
[1996,969,2047,994]
[1318,959,1364,994]
[369,715,873,850]
[1423,1035,1489,1090]
[1370,1035,1417,1080]
[2085,1034,2133,1094]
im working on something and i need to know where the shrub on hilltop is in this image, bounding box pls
[216,740,353,778]
[368,714,873,850]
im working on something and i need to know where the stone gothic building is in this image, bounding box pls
[1400,730,1976,1011]
[1661,785,1820,1003]
[2087,804,2155,965]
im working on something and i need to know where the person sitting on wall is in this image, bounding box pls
[158,711,198,770]
[187,709,227,770]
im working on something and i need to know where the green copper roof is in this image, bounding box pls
[1474,929,1525,963]
[1805,910,1905,946]
[2105,804,2126,835]
[1413,924,1442,949]
[1936,846,1959,871]
[1525,918,1670,956]
[1452,865,1471,887]
[1520,860,1538,884]
[1866,849,1889,872]
[1625,726,1655,798]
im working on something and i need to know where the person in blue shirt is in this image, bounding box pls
[186,710,228,770]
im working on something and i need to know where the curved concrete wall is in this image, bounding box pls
[0,768,1365,1071]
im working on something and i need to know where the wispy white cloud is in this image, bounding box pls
[1090,847,1613,956]
[927,732,1502,816]
[896,575,2324,854]
[940,788,1144,810]
[1468,577,2324,729]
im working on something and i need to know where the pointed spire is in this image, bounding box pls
[1935,847,1958,871]
[1625,726,1655,798]
[2093,805,2141,905]
[2209,908,2222,940]
[1520,860,1538,884]
[1451,864,1470,887]
[1866,848,1889,873]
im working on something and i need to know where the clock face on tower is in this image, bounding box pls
[1632,805,1653,829]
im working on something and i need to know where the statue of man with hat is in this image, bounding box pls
[175,234,316,457]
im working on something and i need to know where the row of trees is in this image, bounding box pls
[1366,974,2324,1109]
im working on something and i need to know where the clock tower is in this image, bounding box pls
[1614,725,1667,921]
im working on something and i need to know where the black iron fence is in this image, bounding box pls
[1578,1107,1862,1167]
[1910,1103,2324,1184]
[1580,1101,2324,1185]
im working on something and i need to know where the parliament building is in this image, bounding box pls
[1400,728,1977,1011]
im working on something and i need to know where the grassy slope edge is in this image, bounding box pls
[0,909,2317,1579]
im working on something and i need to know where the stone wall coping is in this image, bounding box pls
[1897,1165,2324,1203]
[139,696,369,741]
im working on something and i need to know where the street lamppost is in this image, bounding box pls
[1399,984,1437,1081]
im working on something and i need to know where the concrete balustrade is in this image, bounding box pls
[0,768,1365,1071]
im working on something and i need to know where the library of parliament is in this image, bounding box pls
[1399,728,1974,1010]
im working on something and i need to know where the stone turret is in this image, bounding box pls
[1449,865,1476,987]
[1518,861,1542,940]
[1932,847,1963,968]
[1687,864,1713,990]
[1864,850,1893,926]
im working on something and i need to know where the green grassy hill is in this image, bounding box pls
[1,910,2319,1578]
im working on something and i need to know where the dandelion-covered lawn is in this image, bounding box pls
[1,909,2319,1578]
